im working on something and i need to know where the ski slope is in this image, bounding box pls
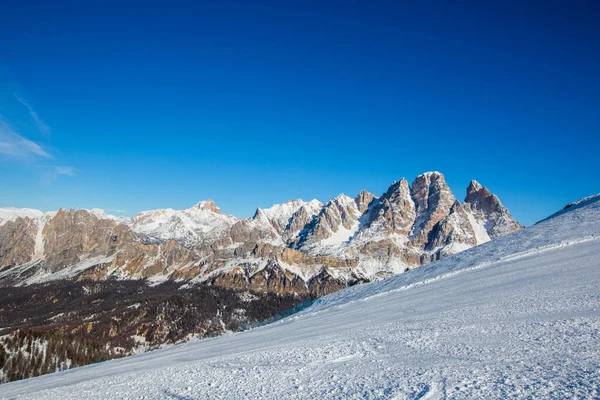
[2,195,600,399]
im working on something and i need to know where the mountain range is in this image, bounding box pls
[0,171,521,295]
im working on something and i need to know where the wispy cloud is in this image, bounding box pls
[14,94,51,135]
[54,166,75,176]
[1,86,78,190]
[0,119,52,159]
[39,165,78,185]
[106,209,127,214]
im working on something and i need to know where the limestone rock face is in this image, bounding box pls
[464,180,523,238]
[426,202,478,252]
[229,209,282,245]
[366,178,416,237]
[284,205,317,242]
[259,199,322,236]
[0,209,199,283]
[354,190,377,214]
[410,172,456,245]
[295,194,362,251]
[43,208,125,272]
[0,217,37,269]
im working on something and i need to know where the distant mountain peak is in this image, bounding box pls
[467,179,483,192]
[463,181,522,238]
[354,190,377,213]
[465,180,492,201]
[416,171,445,180]
[193,199,222,214]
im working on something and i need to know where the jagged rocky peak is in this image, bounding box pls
[382,178,412,204]
[464,180,498,211]
[465,180,490,200]
[463,179,522,238]
[426,201,478,255]
[354,190,377,213]
[229,219,282,246]
[285,206,313,237]
[252,206,268,220]
[410,171,456,243]
[257,198,322,235]
[328,194,361,228]
[296,194,361,248]
[366,178,416,236]
[283,201,323,242]
[193,199,222,214]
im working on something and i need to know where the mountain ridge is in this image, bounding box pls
[0,172,522,295]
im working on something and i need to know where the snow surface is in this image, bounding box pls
[465,211,491,244]
[320,221,360,247]
[0,255,116,286]
[84,209,128,224]
[2,195,600,399]
[0,208,44,226]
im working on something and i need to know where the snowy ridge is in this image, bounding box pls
[129,202,238,247]
[1,194,599,399]
[0,208,45,226]
[85,209,128,224]
[0,255,116,287]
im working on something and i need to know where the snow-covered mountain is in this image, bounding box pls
[2,193,598,399]
[0,207,46,226]
[0,172,521,293]
[130,200,238,247]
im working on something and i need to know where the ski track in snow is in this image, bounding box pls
[2,197,600,399]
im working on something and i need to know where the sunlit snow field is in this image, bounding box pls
[1,196,599,399]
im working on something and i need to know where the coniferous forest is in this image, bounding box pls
[0,280,306,383]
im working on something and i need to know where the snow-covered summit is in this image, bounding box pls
[85,208,129,223]
[191,199,222,214]
[0,207,45,226]
[130,201,238,247]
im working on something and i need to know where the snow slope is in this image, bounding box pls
[1,195,600,399]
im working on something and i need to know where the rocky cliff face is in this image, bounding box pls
[410,172,457,245]
[0,217,38,270]
[294,194,363,253]
[355,190,377,214]
[464,180,523,237]
[365,178,415,237]
[0,172,522,296]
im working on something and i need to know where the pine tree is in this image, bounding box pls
[0,344,6,369]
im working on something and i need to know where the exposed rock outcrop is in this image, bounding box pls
[410,172,456,245]
[464,180,523,237]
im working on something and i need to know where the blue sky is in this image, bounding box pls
[0,0,598,225]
